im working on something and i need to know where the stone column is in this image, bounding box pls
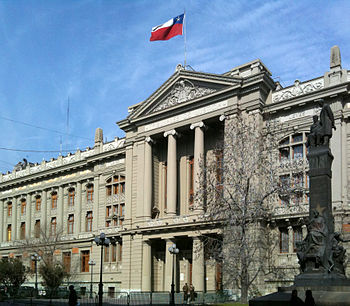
[288,226,293,253]
[192,237,205,291]
[25,194,32,238]
[141,240,152,291]
[42,190,48,232]
[0,200,3,242]
[12,197,18,241]
[58,186,64,232]
[144,137,153,218]
[76,181,82,234]
[164,130,177,216]
[190,122,205,212]
[93,175,100,230]
[164,239,175,291]
[2,202,6,241]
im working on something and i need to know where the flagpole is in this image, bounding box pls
[184,10,187,68]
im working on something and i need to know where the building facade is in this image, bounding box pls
[0,46,349,297]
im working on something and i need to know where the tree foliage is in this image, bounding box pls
[200,112,287,303]
[39,262,68,298]
[0,258,28,296]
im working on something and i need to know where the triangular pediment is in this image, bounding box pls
[127,69,241,121]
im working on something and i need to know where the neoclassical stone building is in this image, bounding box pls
[0,46,349,297]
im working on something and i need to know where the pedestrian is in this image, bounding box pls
[68,285,78,306]
[305,289,316,306]
[182,282,189,304]
[189,284,195,303]
[290,289,305,306]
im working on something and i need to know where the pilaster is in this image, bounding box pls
[25,194,32,238]
[144,137,153,218]
[76,181,82,234]
[164,130,177,216]
[192,237,205,291]
[141,240,152,291]
[58,186,64,232]
[93,175,100,231]
[0,200,3,242]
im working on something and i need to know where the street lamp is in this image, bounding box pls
[31,253,41,297]
[88,259,96,298]
[94,232,111,306]
[168,243,179,306]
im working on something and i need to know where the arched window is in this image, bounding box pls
[106,175,125,197]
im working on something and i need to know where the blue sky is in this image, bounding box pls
[0,0,349,172]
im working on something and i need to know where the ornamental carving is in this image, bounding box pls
[152,79,216,113]
[272,78,324,103]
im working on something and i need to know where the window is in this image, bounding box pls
[104,245,110,262]
[108,287,115,298]
[34,220,40,238]
[106,220,111,227]
[87,184,94,202]
[292,173,304,188]
[279,147,290,162]
[86,211,93,232]
[68,189,75,206]
[21,200,26,215]
[51,217,57,236]
[20,222,26,239]
[35,197,41,211]
[7,225,11,241]
[63,252,71,273]
[106,175,125,197]
[111,244,117,262]
[293,145,303,160]
[7,202,12,217]
[106,206,112,217]
[279,228,289,253]
[51,192,57,209]
[118,243,122,262]
[189,156,194,206]
[30,258,36,272]
[81,250,90,272]
[68,214,74,234]
[293,227,303,252]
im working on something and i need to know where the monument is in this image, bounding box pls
[250,48,350,306]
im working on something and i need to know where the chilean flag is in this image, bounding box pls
[150,14,184,41]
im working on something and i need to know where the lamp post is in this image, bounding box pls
[94,232,111,306]
[168,243,179,306]
[88,259,96,298]
[31,253,41,297]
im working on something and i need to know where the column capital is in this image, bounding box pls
[145,136,154,144]
[163,129,177,138]
[219,114,227,122]
[190,121,205,130]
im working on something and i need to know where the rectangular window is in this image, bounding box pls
[293,228,303,252]
[279,228,289,253]
[120,204,125,217]
[106,206,112,217]
[7,225,11,241]
[20,222,26,240]
[30,259,36,272]
[106,220,111,227]
[104,245,110,262]
[68,190,75,206]
[36,197,41,211]
[111,244,117,262]
[7,203,12,217]
[51,217,57,236]
[68,214,74,234]
[86,211,93,232]
[52,193,57,209]
[118,243,122,262]
[292,173,304,188]
[279,148,290,162]
[21,201,26,215]
[106,186,112,196]
[81,250,90,272]
[63,252,71,273]
[87,185,94,202]
[35,220,40,238]
[108,287,115,298]
[292,145,303,160]
[189,156,194,206]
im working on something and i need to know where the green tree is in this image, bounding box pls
[39,262,68,298]
[0,258,28,296]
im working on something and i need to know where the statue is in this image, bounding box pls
[318,100,336,146]
[329,232,347,274]
[306,115,322,147]
[304,210,328,269]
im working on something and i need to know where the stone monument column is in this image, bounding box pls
[144,137,153,218]
[190,122,205,213]
[164,130,178,216]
